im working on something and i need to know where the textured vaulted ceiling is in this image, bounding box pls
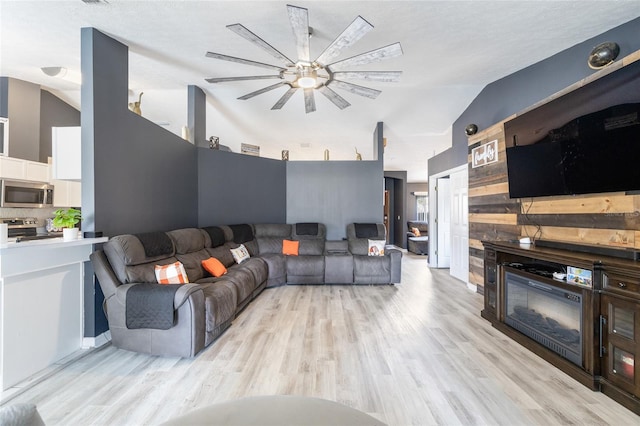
[1,1,639,182]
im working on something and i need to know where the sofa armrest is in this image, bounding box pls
[386,248,403,283]
[90,250,121,301]
[116,283,203,310]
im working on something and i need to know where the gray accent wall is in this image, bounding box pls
[429,16,640,176]
[197,148,286,226]
[81,27,198,237]
[39,90,80,163]
[287,160,383,240]
[287,122,385,241]
[2,78,41,161]
[81,28,199,336]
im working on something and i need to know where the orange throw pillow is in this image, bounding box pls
[155,261,189,284]
[411,227,421,237]
[282,239,299,256]
[202,257,227,277]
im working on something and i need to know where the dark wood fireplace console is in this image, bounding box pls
[482,241,640,415]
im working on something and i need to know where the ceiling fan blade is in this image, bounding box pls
[287,5,310,62]
[304,88,316,113]
[205,75,283,83]
[315,16,373,66]
[328,80,381,99]
[227,23,295,66]
[317,85,351,110]
[331,71,402,83]
[272,87,297,110]
[206,52,286,71]
[238,82,287,100]
[327,42,403,71]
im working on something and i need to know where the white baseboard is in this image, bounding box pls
[467,282,477,293]
[82,330,111,349]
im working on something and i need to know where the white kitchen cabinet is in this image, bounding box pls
[0,156,51,182]
[25,161,50,182]
[52,179,81,207]
[0,156,25,179]
[52,126,81,181]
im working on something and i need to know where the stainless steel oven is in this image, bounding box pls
[1,180,54,208]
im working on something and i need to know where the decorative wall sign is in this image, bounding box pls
[241,143,260,157]
[472,139,498,168]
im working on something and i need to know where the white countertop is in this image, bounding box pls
[0,236,108,252]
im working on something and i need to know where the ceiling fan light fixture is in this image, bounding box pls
[297,68,317,88]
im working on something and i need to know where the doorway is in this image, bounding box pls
[428,164,469,284]
[384,175,406,248]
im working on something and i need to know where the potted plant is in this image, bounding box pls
[52,208,82,241]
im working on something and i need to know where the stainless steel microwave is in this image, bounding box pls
[1,180,54,208]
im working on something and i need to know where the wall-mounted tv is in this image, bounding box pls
[506,103,640,198]
[503,55,640,199]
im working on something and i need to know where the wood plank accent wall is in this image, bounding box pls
[466,51,640,293]
[467,122,520,290]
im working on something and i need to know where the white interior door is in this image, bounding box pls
[450,168,469,283]
[436,177,451,268]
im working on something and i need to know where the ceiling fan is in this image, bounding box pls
[205,4,403,113]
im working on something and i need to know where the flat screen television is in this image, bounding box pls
[506,103,640,198]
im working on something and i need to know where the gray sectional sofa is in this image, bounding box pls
[90,223,402,357]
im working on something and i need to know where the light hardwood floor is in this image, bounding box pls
[2,254,639,425]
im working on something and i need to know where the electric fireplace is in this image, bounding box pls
[504,271,583,366]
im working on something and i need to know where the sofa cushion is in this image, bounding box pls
[135,232,174,257]
[104,235,178,284]
[295,222,318,236]
[155,261,189,284]
[254,223,292,238]
[173,249,211,282]
[206,244,236,268]
[287,256,325,284]
[347,223,386,256]
[282,239,299,256]
[201,282,237,331]
[243,239,259,257]
[291,223,326,239]
[202,257,227,277]
[292,223,326,256]
[298,239,324,256]
[229,224,254,244]
[353,256,391,284]
[254,224,292,255]
[201,226,226,248]
[223,266,257,304]
[354,223,379,238]
[257,237,284,255]
[239,257,269,288]
[105,234,175,267]
[259,253,287,287]
[167,228,206,254]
